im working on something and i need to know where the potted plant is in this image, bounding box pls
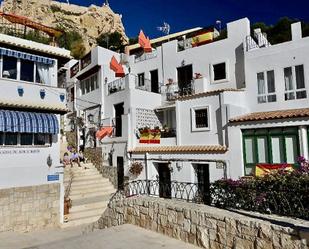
[129,161,143,176]
[194,73,202,79]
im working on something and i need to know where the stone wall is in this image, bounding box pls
[85,147,118,188]
[93,196,309,249]
[0,183,60,232]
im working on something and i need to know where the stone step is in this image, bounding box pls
[72,175,107,182]
[73,170,101,176]
[70,179,110,187]
[70,181,113,191]
[61,215,100,228]
[71,194,114,206]
[70,200,108,213]
[69,206,106,220]
[70,189,115,200]
[70,185,115,195]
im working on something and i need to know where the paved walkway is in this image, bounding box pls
[0,224,198,249]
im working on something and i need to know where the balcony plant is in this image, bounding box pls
[139,126,150,143]
[194,73,203,79]
[149,126,161,144]
[129,161,143,176]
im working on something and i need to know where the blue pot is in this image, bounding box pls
[40,89,46,99]
[60,94,65,102]
[17,87,24,97]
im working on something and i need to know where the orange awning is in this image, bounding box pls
[110,56,125,77]
[138,30,152,53]
[96,127,113,140]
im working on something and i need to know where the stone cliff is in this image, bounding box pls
[0,0,128,51]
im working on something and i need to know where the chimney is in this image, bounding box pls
[291,22,302,41]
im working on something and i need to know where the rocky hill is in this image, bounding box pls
[0,0,128,51]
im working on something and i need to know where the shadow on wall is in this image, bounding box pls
[235,44,245,89]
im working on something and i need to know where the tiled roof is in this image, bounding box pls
[177,88,243,101]
[129,145,227,154]
[230,108,309,123]
[0,101,69,114]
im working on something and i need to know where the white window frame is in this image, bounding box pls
[284,64,307,101]
[257,70,276,104]
[210,60,229,84]
[191,106,210,132]
[80,73,98,95]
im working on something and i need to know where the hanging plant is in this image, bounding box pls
[129,161,143,176]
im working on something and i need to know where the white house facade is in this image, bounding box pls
[68,18,309,203]
[0,33,71,231]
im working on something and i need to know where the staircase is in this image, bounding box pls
[63,162,116,228]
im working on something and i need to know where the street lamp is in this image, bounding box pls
[88,114,94,124]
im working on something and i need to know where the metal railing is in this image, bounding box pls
[246,32,271,51]
[160,82,194,101]
[107,77,126,95]
[134,50,158,63]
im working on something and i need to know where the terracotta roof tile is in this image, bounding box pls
[230,108,309,123]
[129,145,227,154]
[177,88,243,101]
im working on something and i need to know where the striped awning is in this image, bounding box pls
[0,47,54,65]
[0,110,59,134]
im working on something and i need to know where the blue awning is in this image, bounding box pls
[0,47,54,65]
[0,110,59,134]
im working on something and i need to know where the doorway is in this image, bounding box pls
[150,69,159,93]
[177,65,193,96]
[114,103,124,137]
[196,164,210,204]
[158,163,171,198]
[117,157,124,190]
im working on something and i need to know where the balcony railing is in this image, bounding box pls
[246,32,271,51]
[160,82,194,101]
[107,77,126,95]
[134,50,158,63]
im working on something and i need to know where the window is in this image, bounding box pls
[70,87,74,102]
[20,59,34,82]
[257,70,276,103]
[80,73,98,95]
[36,63,51,85]
[242,127,299,176]
[138,73,145,86]
[284,65,306,100]
[212,62,227,82]
[20,133,33,145]
[34,134,51,146]
[4,133,18,145]
[191,106,210,131]
[2,55,17,79]
[0,133,52,147]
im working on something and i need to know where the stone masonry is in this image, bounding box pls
[0,183,60,232]
[92,196,309,249]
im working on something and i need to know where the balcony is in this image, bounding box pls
[246,32,271,51]
[160,82,194,101]
[107,77,126,95]
[0,78,67,111]
[134,50,157,63]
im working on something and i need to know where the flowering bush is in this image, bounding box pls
[129,161,143,176]
[210,158,309,220]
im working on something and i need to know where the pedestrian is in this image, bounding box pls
[70,148,81,167]
[63,152,70,167]
[79,150,85,163]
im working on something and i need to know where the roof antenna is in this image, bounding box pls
[157,22,171,35]
[104,0,109,6]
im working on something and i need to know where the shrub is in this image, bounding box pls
[210,159,309,220]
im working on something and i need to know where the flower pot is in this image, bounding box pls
[60,94,65,102]
[40,89,46,99]
[17,86,24,97]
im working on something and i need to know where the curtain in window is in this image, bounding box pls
[284,67,293,91]
[295,65,305,89]
[257,72,265,95]
[37,63,51,85]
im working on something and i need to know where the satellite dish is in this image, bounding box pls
[157,22,171,35]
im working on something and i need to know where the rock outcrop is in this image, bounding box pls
[0,0,128,51]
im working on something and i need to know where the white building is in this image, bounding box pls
[68,18,309,202]
[0,33,71,231]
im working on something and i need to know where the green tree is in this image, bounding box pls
[96,31,124,52]
[56,30,86,59]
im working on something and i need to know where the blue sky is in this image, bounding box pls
[7,0,309,38]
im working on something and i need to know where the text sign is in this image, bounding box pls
[47,174,59,182]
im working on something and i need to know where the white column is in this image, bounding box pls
[299,126,308,159]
